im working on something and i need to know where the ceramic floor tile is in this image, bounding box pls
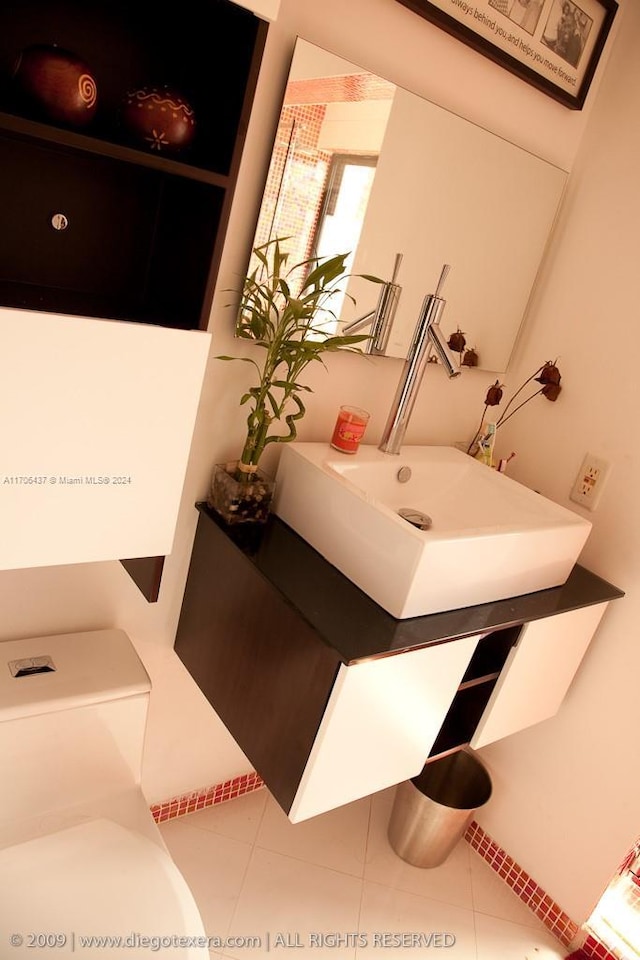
[469,847,551,929]
[474,912,565,960]
[356,879,477,958]
[176,789,268,845]
[164,787,576,960]
[255,792,370,877]
[159,818,253,940]
[364,787,474,911]
[224,846,363,959]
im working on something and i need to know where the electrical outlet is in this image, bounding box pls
[570,453,611,510]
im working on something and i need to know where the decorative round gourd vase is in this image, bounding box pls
[120,86,196,154]
[13,44,98,127]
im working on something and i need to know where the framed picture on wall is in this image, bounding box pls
[394,0,618,109]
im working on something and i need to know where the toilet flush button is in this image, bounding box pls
[8,656,56,678]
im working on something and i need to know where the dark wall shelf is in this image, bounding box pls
[0,0,261,177]
[0,111,230,186]
[0,131,226,328]
[0,0,268,330]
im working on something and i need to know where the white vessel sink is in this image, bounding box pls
[272,443,592,619]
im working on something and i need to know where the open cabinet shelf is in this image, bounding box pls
[0,0,268,330]
[428,626,522,758]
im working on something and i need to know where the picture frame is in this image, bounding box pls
[394,0,618,109]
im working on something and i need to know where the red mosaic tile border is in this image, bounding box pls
[464,820,580,948]
[578,935,619,960]
[150,771,265,824]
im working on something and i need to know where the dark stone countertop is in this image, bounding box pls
[197,503,624,664]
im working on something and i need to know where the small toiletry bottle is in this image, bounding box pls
[330,405,370,454]
[475,422,496,467]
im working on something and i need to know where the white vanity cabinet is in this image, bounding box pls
[289,635,481,822]
[470,603,608,748]
[174,506,623,823]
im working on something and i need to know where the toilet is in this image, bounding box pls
[0,629,208,958]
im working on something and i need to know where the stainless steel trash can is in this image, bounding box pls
[388,750,492,868]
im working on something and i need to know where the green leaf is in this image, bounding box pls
[217,236,382,470]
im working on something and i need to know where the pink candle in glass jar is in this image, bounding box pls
[330,405,370,454]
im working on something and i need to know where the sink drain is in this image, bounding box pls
[398,508,432,530]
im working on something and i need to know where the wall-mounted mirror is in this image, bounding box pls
[243,38,568,373]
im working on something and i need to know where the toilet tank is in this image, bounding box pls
[0,629,151,825]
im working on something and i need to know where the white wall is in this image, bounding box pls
[0,1,632,923]
[473,0,640,924]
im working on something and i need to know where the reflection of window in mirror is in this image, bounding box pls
[312,154,377,334]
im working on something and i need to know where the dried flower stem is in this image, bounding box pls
[466,361,561,459]
[495,366,545,428]
[495,387,544,429]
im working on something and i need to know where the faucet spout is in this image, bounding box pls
[342,253,403,355]
[427,322,460,378]
[378,264,460,456]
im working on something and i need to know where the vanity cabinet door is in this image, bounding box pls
[0,309,210,570]
[288,634,480,823]
[470,603,608,749]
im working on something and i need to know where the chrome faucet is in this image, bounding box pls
[342,253,403,355]
[379,264,461,455]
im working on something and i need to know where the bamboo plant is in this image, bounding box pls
[218,237,380,476]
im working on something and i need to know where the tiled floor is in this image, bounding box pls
[159,785,569,959]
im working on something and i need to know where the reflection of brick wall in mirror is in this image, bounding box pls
[253,102,331,278]
[249,66,395,300]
